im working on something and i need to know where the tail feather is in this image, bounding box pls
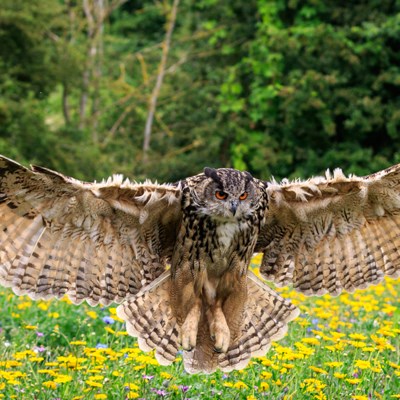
[116,270,180,366]
[184,270,299,373]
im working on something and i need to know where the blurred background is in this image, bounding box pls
[0,0,399,182]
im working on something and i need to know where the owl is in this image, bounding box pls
[0,155,399,374]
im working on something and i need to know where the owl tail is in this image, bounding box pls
[116,270,180,366]
[183,270,300,374]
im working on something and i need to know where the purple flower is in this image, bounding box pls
[34,345,46,353]
[36,331,44,337]
[179,385,190,393]
[142,374,154,380]
[96,343,108,349]
[151,388,167,396]
[102,316,114,324]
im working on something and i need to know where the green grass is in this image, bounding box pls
[0,260,399,400]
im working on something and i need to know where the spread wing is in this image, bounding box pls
[256,164,400,296]
[0,155,182,305]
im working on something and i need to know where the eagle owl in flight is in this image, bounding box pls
[0,155,399,373]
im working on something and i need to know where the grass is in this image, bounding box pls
[0,257,399,400]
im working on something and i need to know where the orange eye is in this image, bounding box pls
[239,192,248,200]
[215,191,228,200]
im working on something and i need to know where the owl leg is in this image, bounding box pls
[180,297,201,351]
[206,300,230,353]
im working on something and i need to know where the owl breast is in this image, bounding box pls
[216,222,239,251]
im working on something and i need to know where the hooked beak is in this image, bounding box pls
[230,200,239,216]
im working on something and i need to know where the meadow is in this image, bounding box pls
[0,256,399,400]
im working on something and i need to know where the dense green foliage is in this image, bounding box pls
[0,0,399,182]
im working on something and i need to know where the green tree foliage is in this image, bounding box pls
[222,0,400,179]
[0,0,399,182]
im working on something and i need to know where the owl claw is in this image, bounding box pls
[180,299,201,351]
[208,307,230,353]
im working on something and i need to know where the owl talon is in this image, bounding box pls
[208,307,230,354]
[180,299,201,351]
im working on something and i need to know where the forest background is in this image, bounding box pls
[0,0,399,183]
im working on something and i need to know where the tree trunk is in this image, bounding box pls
[142,0,180,162]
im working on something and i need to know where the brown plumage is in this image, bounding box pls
[0,155,399,373]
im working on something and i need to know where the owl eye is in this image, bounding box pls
[215,190,228,200]
[239,192,248,200]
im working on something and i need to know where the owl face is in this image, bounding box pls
[191,167,260,221]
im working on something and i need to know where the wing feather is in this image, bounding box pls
[257,164,400,295]
[0,155,182,305]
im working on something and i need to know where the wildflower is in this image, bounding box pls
[24,325,38,330]
[354,360,371,370]
[85,380,103,388]
[352,396,368,400]
[102,316,114,324]
[160,372,173,380]
[42,381,57,389]
[124,383,140,391]
[260,371,272,379]
[87,310,98,319]
[179,385,190,393]
[324,362,343,368]
[94,395,107,399]
[346,378,361,384]
[151,388,167,396]
[96,343,108,349]
[334,373,346,379]
[233,381,248,389]
[309,366,328,375]
[126,393,140,399]
[70,340,87,345]
[142,374,154,380]
[301,338,320,345]
[260,382,270,391]
[349,333,367,341]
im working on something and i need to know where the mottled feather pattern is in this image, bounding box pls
[0,156,182,306]
[1,155,400,374]
[257,166,400,296]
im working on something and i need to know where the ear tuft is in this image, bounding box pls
[204,167,222,186]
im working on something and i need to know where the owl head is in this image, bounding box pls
[188,167,261,221]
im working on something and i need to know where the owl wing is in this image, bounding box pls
[255,164,400,296]
[0,155,182,305]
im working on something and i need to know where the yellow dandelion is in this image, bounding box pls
[42,381,57,389]
[260,382,270,391]
[126,393,140,399]
[301,338,320,346]
[334,373,346,379]
[160,372,173,380]
[24,325,38,330]
[70,340,87,345]
[325,361,343,368]
[85,380,103,388]
[94,395,107,400]
[354,360,371,370]
[233,381,248,389]
[86,310,98,319]
[124,383,140,391]
[349,333,367,341]
[352,396,368,400]
[309,366,328,374]
[346,378,361,384]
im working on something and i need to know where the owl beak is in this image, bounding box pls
[230,200,239,215]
